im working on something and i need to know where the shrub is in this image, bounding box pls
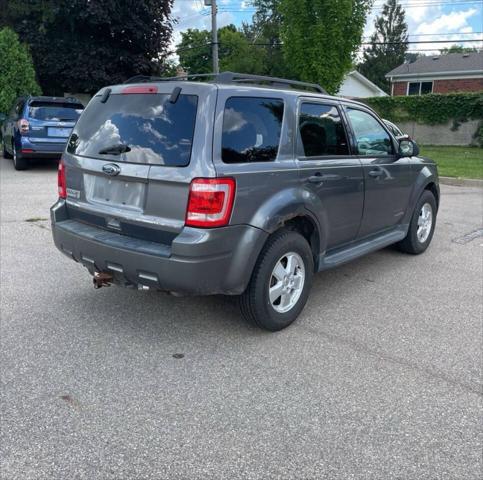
[0,27,41,115]
[362,93,483,126]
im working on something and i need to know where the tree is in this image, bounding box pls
[243,0,288,77]
[176,29,212,74]
[0,27,41,115]
[2,0,174,94]
[279,0,371,94]
[358,0,408,93]
[440,45,478,55]
[177,25,266,75]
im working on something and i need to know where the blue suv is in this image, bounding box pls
[1,96,84,170]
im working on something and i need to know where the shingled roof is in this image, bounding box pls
[386,52,483,78]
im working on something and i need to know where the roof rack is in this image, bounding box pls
[124,72,327,94]
[217,72,327,94]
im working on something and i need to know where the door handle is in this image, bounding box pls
[368,168,383,178]
[307,173,342,183]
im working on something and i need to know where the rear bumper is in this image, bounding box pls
[18,136,65,158]
[51,200,267,295]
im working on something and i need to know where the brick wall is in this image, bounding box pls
[433,78,483,94]
[392,81,407,95]
[391,78,483,95]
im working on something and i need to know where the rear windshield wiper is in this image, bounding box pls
[98,143,131,155]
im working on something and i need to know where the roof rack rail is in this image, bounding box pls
[217,72,327,94]
[123,72,327,93]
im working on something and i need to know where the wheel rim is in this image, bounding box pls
[269,251,305,313]
[417,202,433,243]
[13,143,17,165]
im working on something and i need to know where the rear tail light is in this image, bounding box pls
[18,118,29,135]
[58,158,66,199]
[186,178,236,228]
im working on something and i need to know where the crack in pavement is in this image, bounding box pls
[301,325,483,397]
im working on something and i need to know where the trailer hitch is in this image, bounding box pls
[93,271,113,289]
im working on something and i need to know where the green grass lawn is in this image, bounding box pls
[420,145,483,179]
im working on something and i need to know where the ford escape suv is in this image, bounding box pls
[2,96,84,170]
[51,72,439,331]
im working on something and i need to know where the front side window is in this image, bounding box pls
[221,97,284,163]
[298,103,349,157]
[346,109,393,156]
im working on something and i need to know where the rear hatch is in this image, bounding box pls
[27,100,83,146]
[62,82,217,246]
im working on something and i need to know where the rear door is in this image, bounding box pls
[63,83,216,242]
[296,99,364,250]
[343,106,413,238]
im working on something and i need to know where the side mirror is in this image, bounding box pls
[398,136,419,157]
[0,113,6,122]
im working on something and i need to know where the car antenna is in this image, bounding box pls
[169,86,182,104]
[100,88,112,104]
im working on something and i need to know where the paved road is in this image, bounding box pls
[1,157,482,480]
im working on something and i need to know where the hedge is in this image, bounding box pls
[362,93,483,126]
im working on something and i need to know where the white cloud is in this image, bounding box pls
[169,0,235,59]
[415,8,478,34]
[361,2,482,57]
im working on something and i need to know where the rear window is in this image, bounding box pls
[222,97,284,163]
[67,93,198,166]
[28,102,83,121]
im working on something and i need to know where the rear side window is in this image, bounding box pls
[222,97,284,163]
[28,102,84,121]
[67,94,198,166]
[298,103,349,157]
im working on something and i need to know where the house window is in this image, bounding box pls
[421,82,433,94]
[408,81,433,95]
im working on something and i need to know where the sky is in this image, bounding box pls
[169,0,483,57]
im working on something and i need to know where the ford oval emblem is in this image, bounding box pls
[102,163,121,176]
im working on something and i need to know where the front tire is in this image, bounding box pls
[398,190,437,254]
[12,142,29,170]
[239,229,314,331]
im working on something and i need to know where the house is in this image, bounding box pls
[336,70,388,98]
[386,51,483,96]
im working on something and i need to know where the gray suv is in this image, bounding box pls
[51,72,439,331]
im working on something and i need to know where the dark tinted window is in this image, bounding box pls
[28,102,84,121]
[222,97,284,163]
[421,82,433,94]
[299,103,349,157]
[347,109,393,156]
[408,82,420,95]
[67,94,198,166]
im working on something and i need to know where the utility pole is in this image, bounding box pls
[205,0,219,73]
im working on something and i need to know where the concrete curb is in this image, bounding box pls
[439,176,483,188]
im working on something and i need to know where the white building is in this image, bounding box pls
[336,70,388,98]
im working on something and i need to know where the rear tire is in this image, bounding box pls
[398,190,437,254]
[12,142,29,170]
[239,229,314,331]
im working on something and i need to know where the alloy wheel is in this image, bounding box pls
[417,202,433,243]
[268,252,305,313]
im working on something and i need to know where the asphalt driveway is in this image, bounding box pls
[1,157,482,479]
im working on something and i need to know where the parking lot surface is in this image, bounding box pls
[1,157,482,480]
